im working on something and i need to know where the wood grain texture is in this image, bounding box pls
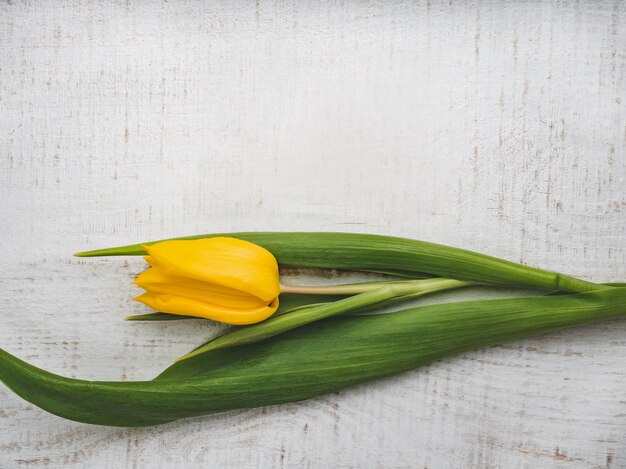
[0,0,624,467]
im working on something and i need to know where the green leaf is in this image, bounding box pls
[125,312,198,321]
[177,278,471,361]
[1,288,624,427]
[74,232,607,293]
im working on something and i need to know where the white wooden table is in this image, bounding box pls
[1,1,624,468]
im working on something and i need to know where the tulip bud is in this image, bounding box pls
[133,237,280,324]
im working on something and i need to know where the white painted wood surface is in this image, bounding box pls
[1,1,625,467]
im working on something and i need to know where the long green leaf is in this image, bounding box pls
[74,232,605,293]
[177,278,472,360]
[1,288,624,427]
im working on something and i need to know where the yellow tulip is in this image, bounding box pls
[133,237,280,325]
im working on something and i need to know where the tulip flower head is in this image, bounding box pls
[133,237,280,325]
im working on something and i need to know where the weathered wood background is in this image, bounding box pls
[1,1,625,467]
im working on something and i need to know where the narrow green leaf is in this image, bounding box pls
[177,278,471,361]
[74,232,607,293]
[125,312,197,321]
[182,283,477,356]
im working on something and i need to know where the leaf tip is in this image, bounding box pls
[174,349,203,362]
[73,248,111,257]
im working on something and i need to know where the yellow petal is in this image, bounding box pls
[133,293,279,325]
[134,267,267,309]
[144,238,279,302]
[143,255,159,267]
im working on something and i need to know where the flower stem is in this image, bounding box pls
[279,279,427,295]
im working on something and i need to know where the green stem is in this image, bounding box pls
[278,279,422,295]
[177,278,472,361]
